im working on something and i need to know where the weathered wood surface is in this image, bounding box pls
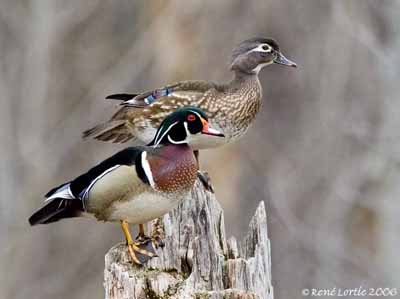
[104,181,273,299]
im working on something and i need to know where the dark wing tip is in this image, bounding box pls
[105,93,138,101]
[44,182,68,198]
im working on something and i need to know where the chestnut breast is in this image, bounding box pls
[148,144,198,193]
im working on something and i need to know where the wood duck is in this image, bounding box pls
[29,107,224,265]
[83,37,296,190]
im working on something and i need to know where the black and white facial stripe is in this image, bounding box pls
[167,110,203,145]
[149,107,221,146]
[153,121,180,146]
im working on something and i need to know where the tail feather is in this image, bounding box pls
[105,93,138,101]
[82,120,134,143]
[29,198,83,226]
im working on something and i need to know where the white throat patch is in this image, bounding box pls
[252,61,273,74]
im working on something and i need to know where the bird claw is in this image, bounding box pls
[135,234,151,244]
[197,171,214,193]
[127,238,158,265]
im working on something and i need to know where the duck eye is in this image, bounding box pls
[187,114,196,122]
[262,45,271,52]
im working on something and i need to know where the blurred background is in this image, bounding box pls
[1,0,399,298]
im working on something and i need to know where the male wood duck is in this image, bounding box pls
[29,107,224,265]
[83,37,296,190]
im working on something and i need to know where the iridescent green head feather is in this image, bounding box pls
[149,107,224,147]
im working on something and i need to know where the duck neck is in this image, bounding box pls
[228,70,262,95]
[218,70,262,133]
[156,143,194,162]
[233,69,257,81]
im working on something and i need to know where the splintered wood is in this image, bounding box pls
[104,181,273,299]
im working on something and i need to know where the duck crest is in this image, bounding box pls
[147,144,198,193]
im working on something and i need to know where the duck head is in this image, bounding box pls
[149,107,225,149]
[230,37,297,75]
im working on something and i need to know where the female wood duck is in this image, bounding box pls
[83,37,296,190]
[29,107,224,265]
[83,37,296,144]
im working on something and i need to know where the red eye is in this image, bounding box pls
[187,114,196,122]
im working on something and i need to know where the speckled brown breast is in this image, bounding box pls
[200,75,262,141]
[148,144,198,193]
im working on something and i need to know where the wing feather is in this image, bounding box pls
[69,147,143,198]
[119,80,215,108]
[83,80,216,144]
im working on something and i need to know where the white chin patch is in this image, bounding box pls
[252,62,272,74]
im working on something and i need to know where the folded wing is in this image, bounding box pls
[83,80,215,143]
[29,147,145,225]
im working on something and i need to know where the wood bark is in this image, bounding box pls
[104,181,273,299]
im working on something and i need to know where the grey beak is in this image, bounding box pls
[274,52,297,67]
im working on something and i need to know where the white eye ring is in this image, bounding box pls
[261,45,272,52]
[248,44,272,54]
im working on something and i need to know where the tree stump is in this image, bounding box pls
[104,181,273,299]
